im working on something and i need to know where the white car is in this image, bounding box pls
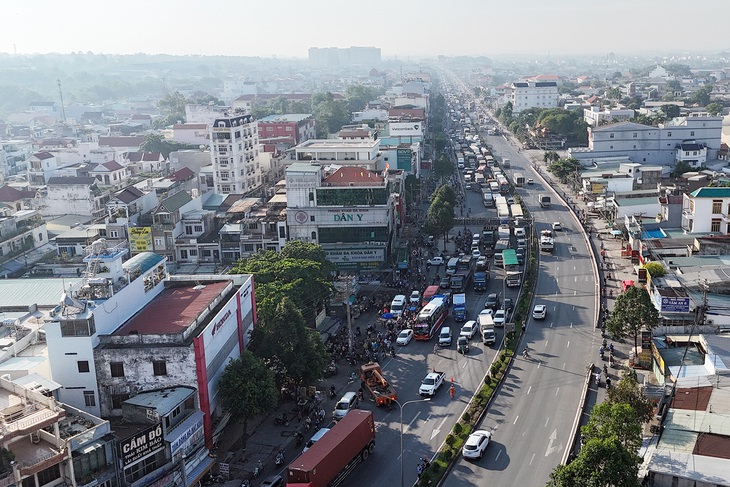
[410,291,420,305]
[533,304,547,320]
[471,249,481,259]
[552,222,562,231]
[527,178,534,185]
[462,430,492,459]
[479,309,493,317]
[460,321,478,339]
[396,329,414,346]
[493,309,506,326]
[427,256,444,266]
[517,238,527,250]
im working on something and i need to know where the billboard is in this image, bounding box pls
[397,148,413,172]
[120,423,164,467]
[660,296,691,313]
[325,248,385,264]
[129,227,152,253]
[389,122,423,137]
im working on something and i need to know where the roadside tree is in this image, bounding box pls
[606,374,655,425]
[433,154,455,182]
[547,436,640,487]
[606,286,659,355]
[218,351,278,434]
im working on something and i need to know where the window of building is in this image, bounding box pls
[609,133,615,139]
[690,131,695,136]
[712,200,722,213]
[711,219,721,232]
[189,249,198,256]
[110,362,125,378]
[243,244,254,252]
[311,231,317,240]
[154,238,163,247]
[111,393,131,410]
[186,226,193,235]
[667,132,671,137]
[61,317,96,337]
[78,361,90,373]
[109,230,118,238]
[310,215,315,222]
[36,464,61,487]
[279,226,286,238]
[633,133,637,138]
[180,249,188,259]
[38,233,43,241]
[153,360,167,376]
[83,390,96,407]
[195,225,203,232]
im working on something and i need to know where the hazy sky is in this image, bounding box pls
[2,0,728,58]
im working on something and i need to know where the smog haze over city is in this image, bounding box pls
[2,0,729,58]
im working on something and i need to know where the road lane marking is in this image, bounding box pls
[544,340,549,347]
[495,450,502,462]
[555,387,560,396]
[562,363,566,370]
[574,276,577,282]
[567,340,570,348]
[545,417,550,428]
[404,411,421,434]
[462,361,467,368]
[513,416,519,425]
[537,362,542,369]
[527,386,532,395]
[430,416,448,440]
[545,429,560,456]
[530,453,536,465]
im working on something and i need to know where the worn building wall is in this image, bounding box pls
[94,345,197,417]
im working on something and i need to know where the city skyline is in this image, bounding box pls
[2,0,729,59]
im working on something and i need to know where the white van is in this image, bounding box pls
[438,326,453,346]
[390,295,407,317]
[333,392,359,420]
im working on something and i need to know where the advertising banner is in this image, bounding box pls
[129,227,152,253]
[120,423,164,467]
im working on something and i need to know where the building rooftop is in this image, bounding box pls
[690,187,730,198]
[114,280,230,336]
[0,278,80,308]
[123,386,195,415]
[286,162,322,173]
[322,166,384,186]
[258,114,312,123]
[296,139,379,149]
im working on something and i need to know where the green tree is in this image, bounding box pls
[606,87,622,100]
[427,196,455,251]
[156,91,187,125]
[434,133,448,153]
[667,79,683,91]
[606,374,655,425]
[217,350,278,434]
[662,104,680,119]
[547,436,641,487]
[432,184,456,208]
[705,102,724,116]
[433,154,455,182]
[312,92,351,137]
[606,286,659,355]
[672,160,693,177]
[548,158,582,183]
[140,133,198,159]
[249,297,329,386]
[581,402,643,453]
[345,85,382,113]
[543,151,560,164]
[643,262,666,278]
[279,240,329,264]
[689,85,713,106]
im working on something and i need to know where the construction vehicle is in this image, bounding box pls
[287,410,375,487]
[360,362,397,406]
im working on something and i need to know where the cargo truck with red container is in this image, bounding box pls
[287,409,375,487]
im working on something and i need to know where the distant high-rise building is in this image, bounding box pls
[210,112,261,194]
[308,46,381,67]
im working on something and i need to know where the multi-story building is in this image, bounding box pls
[289,139,381,171]
[44,237,255,450]
[681,186,730,234]
[285,163,401,271]
[218,196,287,264]
[258,114,316,146]
[0,210,48,271]
[210,113,261,195]
[583,107,636,126]
[510,81,558,113]
[41,177,110,219]
[0,376,116,487]
[570,116,723,166]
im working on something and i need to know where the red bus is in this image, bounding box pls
[422,285,440,307]
[414,297,448,341]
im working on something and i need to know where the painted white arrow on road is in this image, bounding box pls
[431,416,449,441]
[545,429,562,457]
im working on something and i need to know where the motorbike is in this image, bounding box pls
[323,361,338,378]
[595,373,601,386]
[606,378,612,389]
[274,413,289,426]
[275,449,285,467]
[295,432,304,447]
[329,385,336,399]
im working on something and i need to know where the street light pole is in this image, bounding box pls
[396,397,431,487]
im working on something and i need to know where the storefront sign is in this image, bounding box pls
[120,423,164,466]
[170,413,205,457]
[390,122,422,136]
[333,213,364,222]
[129,227,152,253]
[661,296,690,313]
[325,248,385,264]
[397,148,413,171]
[294,211,308,224]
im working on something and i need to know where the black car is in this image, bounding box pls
[502,298,514,314]
[485,293,500,310]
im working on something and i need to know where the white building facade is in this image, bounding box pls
[510,81,559,113]
[681,186,730,234]
[210,113,262,195]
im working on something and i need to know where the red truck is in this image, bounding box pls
[287,409,375,487]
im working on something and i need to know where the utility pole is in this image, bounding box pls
[696,279,709,328]
[57,79,67,123]
[346,279,354,354]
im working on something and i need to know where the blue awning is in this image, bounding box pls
[187,455,215,486]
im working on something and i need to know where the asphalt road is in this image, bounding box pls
[442,110,599,486]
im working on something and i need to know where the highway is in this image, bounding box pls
[442,98,600,485]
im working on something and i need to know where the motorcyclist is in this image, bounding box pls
[329,384,336,399]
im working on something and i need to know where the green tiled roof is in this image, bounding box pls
[689,187,730,198]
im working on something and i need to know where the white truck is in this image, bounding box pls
[478,313,496,345]
[539,194,551,208]
[419,371,446,396]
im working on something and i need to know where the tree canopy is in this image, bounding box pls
[433,154,455,182]
[548,436,641,487]
[643,262,666,278]
[606,285,659,355]
[217,350,278,432]
[140,133,199,159]
[547,158,582,183]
